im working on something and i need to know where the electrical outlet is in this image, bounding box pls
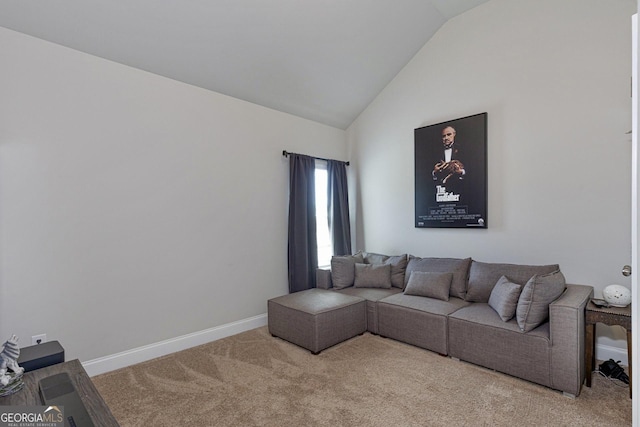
[32,334,46,345]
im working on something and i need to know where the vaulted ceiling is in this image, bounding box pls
[0,0,489,129]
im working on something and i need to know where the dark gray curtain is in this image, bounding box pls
[327,160,352,256]
[287,154,317,293]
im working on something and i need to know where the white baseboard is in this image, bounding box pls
[596,343,628,366]
[82,314,268,377]
[81,315,626,377]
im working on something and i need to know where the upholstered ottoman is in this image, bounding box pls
[268,288,366,354]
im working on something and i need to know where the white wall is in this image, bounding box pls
[0,27,346,363]
[347,0,636,354]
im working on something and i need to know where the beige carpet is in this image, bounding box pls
[93,327,631,426]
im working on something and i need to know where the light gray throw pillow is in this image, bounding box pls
[363,252,408,289]
[404,257,471,299]
[331,253,364,289]
[354,263,392,288]
[385,255,409,289]
[363,252,389,265]
[404,271,452,301]
[516,270,566,332]
[488,276,522,321]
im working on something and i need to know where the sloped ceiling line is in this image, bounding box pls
[0,0,489,129]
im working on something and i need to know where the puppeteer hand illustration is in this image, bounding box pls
[433,159,465,184]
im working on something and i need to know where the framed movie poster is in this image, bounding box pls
[415,113,487,228]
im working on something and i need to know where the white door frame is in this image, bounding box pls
[631,13,638,426]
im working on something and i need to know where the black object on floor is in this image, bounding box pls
[599,359,629,384]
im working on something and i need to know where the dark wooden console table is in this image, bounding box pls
[0,359,119,426]
[585,301,631,398]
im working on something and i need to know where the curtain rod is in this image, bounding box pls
[282,150,349,166]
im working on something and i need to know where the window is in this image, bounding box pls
[315,161,332,268]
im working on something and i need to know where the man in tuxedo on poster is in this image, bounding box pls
[432,125,466,198]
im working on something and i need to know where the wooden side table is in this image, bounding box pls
[585,301,631,398]
[0,359,119,426]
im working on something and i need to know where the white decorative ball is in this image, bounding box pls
[602,284,631,307]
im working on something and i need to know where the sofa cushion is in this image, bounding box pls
[377,294,469,355]
[363,252,389,264]
[448,304,551,388]
[516,270,566,332]
[403,256,471,299]
[449,303,550,337]
[488,276,522,321]
[364,252,408,289]
[404,271,452,301]
[354,263,392,288]
[337,287,402,301]
[465,261,560,303]
[378,293,469,316]
[331,252,364,289]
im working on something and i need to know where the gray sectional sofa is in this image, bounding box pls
[313,252,593,397]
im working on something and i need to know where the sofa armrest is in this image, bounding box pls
[316,268,333,290]
[548,284,594,396]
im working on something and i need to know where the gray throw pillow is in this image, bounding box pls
[354,263,392,288]
[331,253,364,289]
[363,252,390,265]
[364,252,408,289]
[516,270,567,332]
[404,257,471,299]
[466,261,560,303]
[488,276,522,321]
[385,255,409,289]
[403,271,452,301]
